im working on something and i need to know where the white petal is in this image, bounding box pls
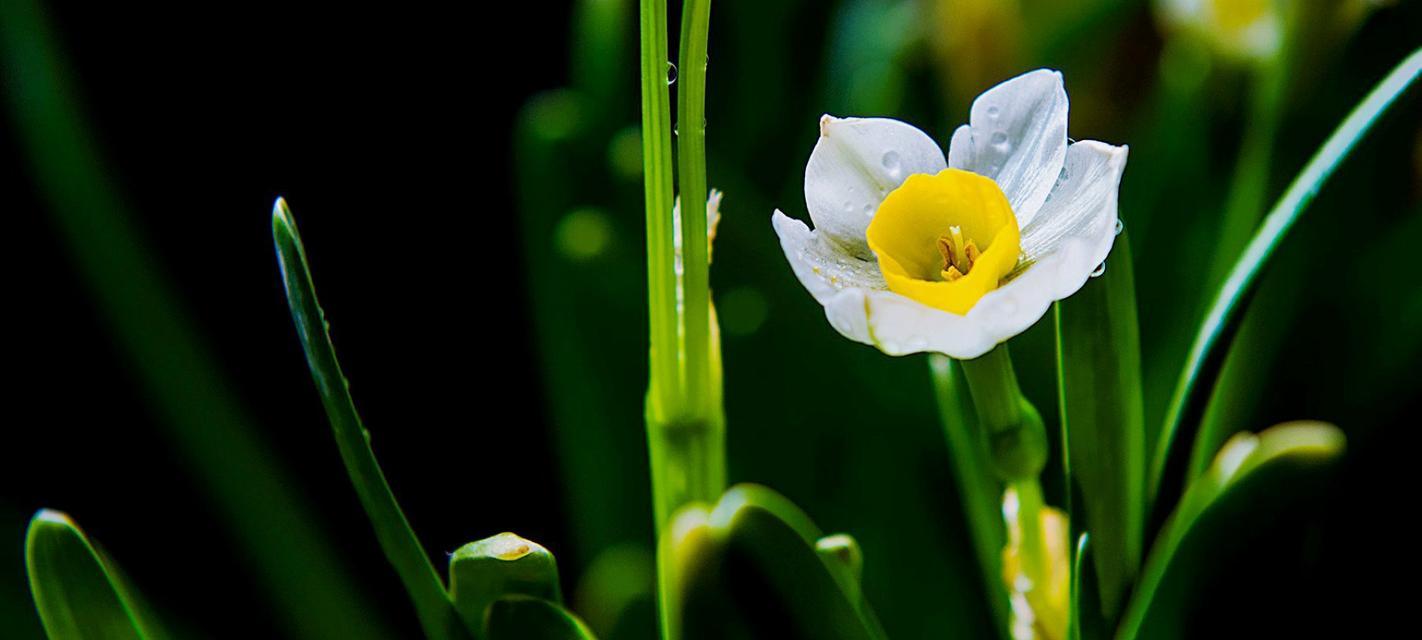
[955,140,1128,348]
[948,69,1068,227]
[805,116,947,259]
[1019,140,1128,295]
[810,141,1128,360]
[772,210,885,305]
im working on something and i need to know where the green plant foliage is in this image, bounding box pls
[1055,232,1145,621]
[450,533,565,638]
[678,485,885,640]
[1119,422,1345,640]
[25,511,167,640]
[485,596,598,640]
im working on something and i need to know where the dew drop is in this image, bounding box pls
[843,200,854,212]
[881,150,901,173]
[862,203,874,215]
[987,105,1001,119]
[1115,219,1125,236]
[1058,166,1070,182]
[990,131,1011,153]
[666,62,678,85]
[1090,261,1107,278]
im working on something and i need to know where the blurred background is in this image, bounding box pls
[2,0,1419,638]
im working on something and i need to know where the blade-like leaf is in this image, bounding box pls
[1067,533,1107,640]
[272,200,466,640]
[449,533,563,637]
[928,355,1011,639]
[25,510,167,640]
[1055,231,1145,620]
[485,596,597,640]
[679,485,886,640]
[1149,48,1422,514]
[1118,422,1345,640]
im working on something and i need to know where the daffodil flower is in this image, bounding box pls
[772,69,1127,359]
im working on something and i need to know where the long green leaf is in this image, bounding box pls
[679,485,886,640]
[1119,422,1345,640]
[25,511,167,640]
[928,355,1010,639]
[272,201,467,640]
[1054,231,1144,620]
[0,3,387,636]
[1148,48,1422,512]
[484,597,598,640]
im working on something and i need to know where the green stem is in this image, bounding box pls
[928,356,1011,640]
[640,0,678,419]
[959,346,1048,481]
[678,0,713,421]
[273,203,466,640]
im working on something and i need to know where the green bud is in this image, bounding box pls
[449,532,562,635]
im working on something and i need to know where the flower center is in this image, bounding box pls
[865,168,1021,314]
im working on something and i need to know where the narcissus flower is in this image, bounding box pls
[772,69,1127,359]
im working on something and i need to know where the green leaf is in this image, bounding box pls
[25,510,167,640]
[1067,534,1107,640]
[450,533,563,638]
[1148,47,1422,515]
[1054,231,1145,620]
[678,485,886,640]
[928,355,1011,639]
[1118,422,1345,640]
[271,200,467,640]
[484,596,598,640]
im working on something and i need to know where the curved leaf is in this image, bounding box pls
[1149,48,1422,514]
[679,485,886,640]
[485,596,597,640]
[25,510,167,640]
[272,200,467,640]
[1119,422,1345,640]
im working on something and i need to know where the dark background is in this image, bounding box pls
[3,3,572,637]
[4,1,1421,638]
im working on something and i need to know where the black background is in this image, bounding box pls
[5,3,572,637]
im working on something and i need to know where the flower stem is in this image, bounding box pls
[640,0,678,419]
[929,355,1011,639]
[677,0,713,421]
[959,345,1047,481]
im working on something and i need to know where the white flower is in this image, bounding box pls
[772,69,1127,359]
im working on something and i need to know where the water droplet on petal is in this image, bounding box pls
[1058,166,1070,182]
[862,203,874,215]
[1090,261,1107,278]
[1115,219,1125,235]
[666,62,677,85]
[843,200,854,212]
[881,150,901,173]
[987,105,1001,119]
